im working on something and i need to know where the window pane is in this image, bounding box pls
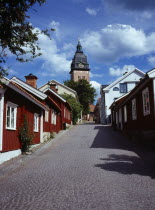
[7,106,10,127]
[11,108,15,128]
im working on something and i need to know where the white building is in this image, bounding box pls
[100,68,145,124]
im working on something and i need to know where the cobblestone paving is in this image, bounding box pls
[0,123,155,210]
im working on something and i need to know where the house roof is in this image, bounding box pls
[110,75,152,110]
[102,68,145,91]
[109,91,130,109]
[8,82,48,111]
[47,96,61,111]
[147,68,155,78]
[39,80,77,96]
[42,88,66,103]
[11,76,47,100]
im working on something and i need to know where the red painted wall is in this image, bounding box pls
[2,87,42,152]
[112,80,155,132]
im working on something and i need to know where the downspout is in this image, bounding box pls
[153,79,155,123]
[0,92,5,151]
[40,111,43,143]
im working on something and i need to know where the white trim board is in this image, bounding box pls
[42,88,66,103]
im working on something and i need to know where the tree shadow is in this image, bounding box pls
[95,154,155,179]
[91,125,135,151]
[91,125,155,178]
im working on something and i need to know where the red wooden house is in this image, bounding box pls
[11,74,72,140]
[110,68,155,143]
[0,77,48,163]
[0,74,72,164]
[39,82,72,132]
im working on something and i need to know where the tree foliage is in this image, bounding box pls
[64,79,96,114]
[0,0,51,77]
[61,93,82,125]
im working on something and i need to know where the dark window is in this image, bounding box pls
[113,87,119,91]
[120,83,127,93]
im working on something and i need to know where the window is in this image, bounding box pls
[113,87,119,91]
[51,110,56,125]
[142,87,150,116]
[120,83,127,93]
[34,113,39,132]
[45,110,49,122]
[78,76,81,80]
[82,76,85,79]
[6,102,17,130]
[132,98,137,120]
[124,106,127,122]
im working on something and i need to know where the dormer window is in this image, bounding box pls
[113,87,119,91]
[120,83,127,93]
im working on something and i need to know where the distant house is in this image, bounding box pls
[94,98,101,123]
[100,69,145,124]
[39,80,78,99]
[11,74,72,137]
[110,68,155,142]
[39,82,72,131]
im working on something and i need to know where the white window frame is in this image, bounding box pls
[45,110,49,122]
[142,87,150,116]
[132,98,137,120]
[51,110,56,125]
[124,106,127,122]
[34,113,39,132]
[6,102,17,130]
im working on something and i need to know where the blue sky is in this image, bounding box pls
[5,0,155,99]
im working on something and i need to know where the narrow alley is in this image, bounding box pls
[0,123,154,210]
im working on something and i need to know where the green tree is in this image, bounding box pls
[64,79,96,115]
[0,0,53,77]
[61,93,82,125]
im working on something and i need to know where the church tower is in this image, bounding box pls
[70,41,90,82]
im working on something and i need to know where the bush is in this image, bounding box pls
[19,115,34,153]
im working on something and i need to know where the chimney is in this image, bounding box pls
[48,82,58,93]
[25,73,38,88]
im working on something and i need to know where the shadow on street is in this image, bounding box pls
[91,125,155,179]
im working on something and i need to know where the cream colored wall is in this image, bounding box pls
[57,86,76,98]
[72,70,89,82]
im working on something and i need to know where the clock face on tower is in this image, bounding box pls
[78,63,84,68]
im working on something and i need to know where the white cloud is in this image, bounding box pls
[34,27,71,74]
[49,20,61,40]
[86,8,98,16]
[109,65,136,77]
[148,56,155,66]
[81,24,155,63]
[90,80,101,100]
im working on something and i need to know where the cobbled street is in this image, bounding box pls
[0,123,155,210]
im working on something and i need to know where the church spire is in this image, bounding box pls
[76,41,83,53]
